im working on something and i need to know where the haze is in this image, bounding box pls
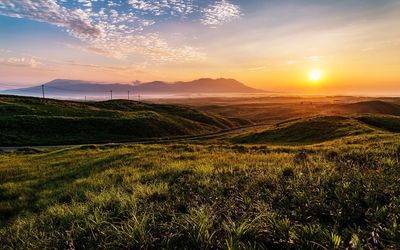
[0,0,399,95]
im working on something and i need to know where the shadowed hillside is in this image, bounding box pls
[356,114,400,133]
[0,95,243,146]
[339,100,400,116]
[234,116,376,145]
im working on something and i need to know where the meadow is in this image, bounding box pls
[1,96,400,249]
[0,95,240,146]
[1,132,400,249]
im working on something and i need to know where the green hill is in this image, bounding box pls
[356,114,400,133]
[234,116,376,145]
[339,100,400,116]
[0,95,240,146]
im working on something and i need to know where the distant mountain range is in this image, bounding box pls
[1,78,264,95]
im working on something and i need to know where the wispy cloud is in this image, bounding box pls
[0,0,241,62]
[128,0,195,16]
[0,57,42,68]
[0,48,43,68]
[201,0,241,27]
[67,60,148,74]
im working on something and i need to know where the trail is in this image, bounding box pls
[0,123,270,152]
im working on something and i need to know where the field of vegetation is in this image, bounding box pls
[0,95,242,146]
[1,96,400,249]
[233,115,400,145]
[1,131,400,249]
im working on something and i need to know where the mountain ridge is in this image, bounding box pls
[2,78,265,95]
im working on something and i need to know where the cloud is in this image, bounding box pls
[67,61,148,74]
[0,0,241,62]
[128,0,195,16]
[0,0,100,37]
[0,57,42,68]
[201,0,241,27]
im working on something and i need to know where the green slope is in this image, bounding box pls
[339,100,400,116]
[356,114,400,133]
[234,116,376,145]
[0,95,239,146]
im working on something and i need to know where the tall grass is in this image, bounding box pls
[1,135,400,249]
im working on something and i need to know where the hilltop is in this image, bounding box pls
[0,95,243,146]
[338,100,400,116]
[233,116,379,145]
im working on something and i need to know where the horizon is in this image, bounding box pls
[0,0,400,95]
[1,77,399,98]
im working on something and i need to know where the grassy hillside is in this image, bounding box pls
[234,116,377,145]
[0,95,241,146]
[1,135,400,249]
[356,114,400,133]
[339,100,400,116]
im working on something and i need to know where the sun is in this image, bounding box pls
[309,69,322,82]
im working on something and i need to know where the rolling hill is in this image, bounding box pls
[338,100,400,116]
[356,114,400,133]
[234,116,376,145]
[0,95,242,146]
[2,78,263,96]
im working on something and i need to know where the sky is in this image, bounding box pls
[0,0,399,95]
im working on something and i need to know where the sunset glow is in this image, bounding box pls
[309,70,322,82]
[0,1,399,95]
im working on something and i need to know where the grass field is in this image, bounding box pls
[233,116,375,145]
[1,96,400,249]
[1,132,400,249]
[0,95,242,146]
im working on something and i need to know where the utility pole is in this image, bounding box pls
[110,90,113,100]
[128,90,130,100]
[41,85,45,99]
[85,96,87,102]
[138,94,140,102]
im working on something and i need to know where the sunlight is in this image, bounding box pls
[309,70,322,82]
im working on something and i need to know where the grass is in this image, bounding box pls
[233,116,377,145]
[0,95,241,146]
[356,114,400,133]
[2,96,400,249]
[1,132,400,249]
[340,101,400,116]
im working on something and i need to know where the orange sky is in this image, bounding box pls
[0,0,399,95]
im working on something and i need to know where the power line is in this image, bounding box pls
[1,85,145,102]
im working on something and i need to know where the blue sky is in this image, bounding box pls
[0,0,399,94]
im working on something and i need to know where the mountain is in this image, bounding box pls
[136,78,261,93]
[2,78,263,96]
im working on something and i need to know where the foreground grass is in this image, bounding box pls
[1,135,400,249]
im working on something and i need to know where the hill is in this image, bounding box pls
[2,78,263,96]
[338,100,400,116]
[234,116,376,145]
[0,95,241,146]
[356,114,400,133]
